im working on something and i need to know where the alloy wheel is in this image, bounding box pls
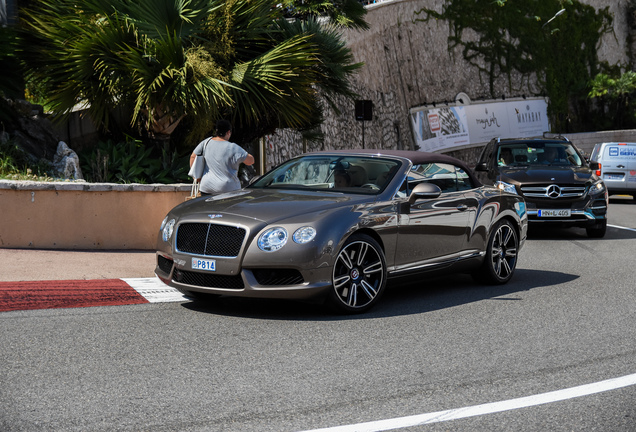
[489,222,518,281]
[331,237,386,312]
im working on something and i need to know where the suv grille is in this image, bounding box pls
[176,223,246,257]
[520,184,586,199]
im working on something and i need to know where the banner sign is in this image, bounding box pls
[410,98,549,153]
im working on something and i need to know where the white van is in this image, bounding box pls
[590,142,636,199]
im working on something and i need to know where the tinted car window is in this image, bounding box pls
[497,142,583,167]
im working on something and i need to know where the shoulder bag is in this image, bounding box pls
[186,139,210,200]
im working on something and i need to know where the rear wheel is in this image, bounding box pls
[473,219,518,284]
[586,219,607,238]
[327,234,387,314]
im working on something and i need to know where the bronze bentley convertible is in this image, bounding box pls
[156,150,528,313]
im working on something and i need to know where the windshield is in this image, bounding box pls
[249,155,402,194]
[497,142,583,167]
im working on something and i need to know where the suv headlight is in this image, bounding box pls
[494,181,518,195]
[588,180,606,195]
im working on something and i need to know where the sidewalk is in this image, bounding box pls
[0,248,157,282]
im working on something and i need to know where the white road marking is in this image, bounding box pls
[300,373,636,432]
[609,224,636,232]
[122,277,188,303]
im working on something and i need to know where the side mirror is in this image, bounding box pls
[589,161,600,170]
[475,162,488,172]
[408,182,442,204]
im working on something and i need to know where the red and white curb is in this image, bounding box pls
[0,277,187,312]
[122,277,188,303]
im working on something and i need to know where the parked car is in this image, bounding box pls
[589,142,636,199]
[475,136,608,238]
[156,150,527,313]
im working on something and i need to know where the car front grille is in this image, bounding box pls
[176,223,246,257]
[173,269,244,289]
[252,269,305,286]
[520,184,586,199]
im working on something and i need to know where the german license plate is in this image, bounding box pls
[538,209,571,217]
[192,258,216,271]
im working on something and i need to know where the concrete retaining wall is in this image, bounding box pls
[565,130,636,156]
[0,181,191,250]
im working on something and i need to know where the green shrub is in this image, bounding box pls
[0,139,54,180]
[80,137,190,184]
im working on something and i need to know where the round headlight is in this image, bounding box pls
[162,219,176,242]
[258,227,288,252]
[160,215,169,230]
[293,226,316,244]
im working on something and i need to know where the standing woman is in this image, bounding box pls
[190,119,255,195]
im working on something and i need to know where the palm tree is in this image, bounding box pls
[281,0,369,30]
[19,0,363,148]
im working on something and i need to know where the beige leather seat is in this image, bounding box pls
[348,165,368,187]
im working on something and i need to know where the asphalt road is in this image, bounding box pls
[1,197,635,432]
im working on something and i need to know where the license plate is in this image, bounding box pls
[604,174,623,180]
[538,209,571,217]
[192,258,216,271]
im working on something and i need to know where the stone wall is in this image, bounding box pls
[264,0,633,169]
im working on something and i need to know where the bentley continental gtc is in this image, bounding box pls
[156,150,528,313]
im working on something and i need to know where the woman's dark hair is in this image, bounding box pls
[215,119,232,137]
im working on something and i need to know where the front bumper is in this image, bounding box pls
[523,194,608,227]
[155,252,333,300]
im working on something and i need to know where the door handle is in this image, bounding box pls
[457,204,468,211]
[617,164,626,168]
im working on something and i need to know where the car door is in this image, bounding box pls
[393,163,477,273]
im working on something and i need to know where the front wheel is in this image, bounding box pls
[327,234,387,314]
[473,219,519,285]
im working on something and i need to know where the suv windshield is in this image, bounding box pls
[497,142,583,167]
[249,155,402,194]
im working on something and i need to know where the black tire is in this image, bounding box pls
[473,219,519,285]
[586,219,607,238]
[327,234,387,314]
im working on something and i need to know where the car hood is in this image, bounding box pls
[176,188,372,224]
[498,165,595,185]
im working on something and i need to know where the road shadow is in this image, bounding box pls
[181,268,578,321]
[609,196,635,205]
[527,224,636,241]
